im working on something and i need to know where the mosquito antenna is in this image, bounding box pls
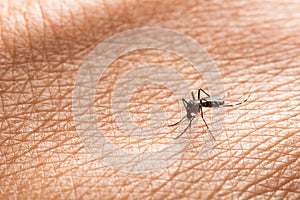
[223,94,250,107]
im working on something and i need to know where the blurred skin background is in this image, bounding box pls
[0,0,299,199]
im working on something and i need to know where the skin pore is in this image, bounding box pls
[1,0,299,199]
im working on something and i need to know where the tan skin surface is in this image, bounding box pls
[1,0,300,199]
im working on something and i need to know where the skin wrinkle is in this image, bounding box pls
[0,0,300,199]
[211,105,298,196]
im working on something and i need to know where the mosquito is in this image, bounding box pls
[169,88,250,140]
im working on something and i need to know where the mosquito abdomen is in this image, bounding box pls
[202,100,224,107]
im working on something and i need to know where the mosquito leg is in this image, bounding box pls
[169,99,188,126]
[191,91,196,100]
[223,95,250,107]
[168,115,187,127]
[182,98,188,109]
[198,89,202,112]
[175,117,195,139]
[200,105,216,140]
[199,88,210,98]
[174,124,188,139]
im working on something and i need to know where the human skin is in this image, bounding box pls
[1,0,300,199]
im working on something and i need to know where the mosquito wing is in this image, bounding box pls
[205,95,225,101]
